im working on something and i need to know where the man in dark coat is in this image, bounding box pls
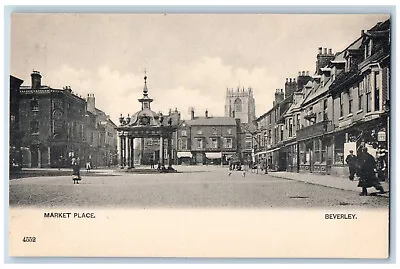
[358,147,384,196]
[345,150,357,181]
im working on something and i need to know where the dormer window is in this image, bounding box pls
[365,39,373,59]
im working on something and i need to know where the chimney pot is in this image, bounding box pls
[286,78,288,82]
[299,71,302,76]
[318,47,323,54]
[306,71,309,76]
[302,71,305,76]
[289,78,292,82]
[329,48,332,55]
[361,30,365,36]
[324,48,327,55]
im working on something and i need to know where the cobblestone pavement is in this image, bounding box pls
[9,166,389,208]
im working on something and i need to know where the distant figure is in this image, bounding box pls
[345,150,357,181]
[72,158,81,184]
[86,161,92,172]
[357,147,384,196]
[150,157,155,169]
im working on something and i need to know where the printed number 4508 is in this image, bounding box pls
[22,237,36,243]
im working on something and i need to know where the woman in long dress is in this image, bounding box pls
[72,158,81,184]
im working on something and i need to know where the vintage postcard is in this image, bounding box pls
[8,13,391,258]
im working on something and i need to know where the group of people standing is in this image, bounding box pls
[346,147,386,196]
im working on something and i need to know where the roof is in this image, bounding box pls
[186,117,237,126]
[302,79,331,106]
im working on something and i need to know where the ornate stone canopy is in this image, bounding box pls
[116,74,177,138]
[115,74,177,171]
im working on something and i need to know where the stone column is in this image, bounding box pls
[159,136,165,169]
[122,135,127,167]
[48,147,51,166]
[126,135,131,168]
[38,147,41,168]
[119,134,124,168]
[332,135,336,165]
[167,136,173,169]
[130,137,135,168]
[319,138,323,163]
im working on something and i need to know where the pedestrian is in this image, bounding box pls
[72,158,81,184]
[345,150,357,181]
[357,147,384,196]
[150,157,155,169]
[86,161,92,172]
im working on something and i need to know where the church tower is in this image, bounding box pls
[225,86,256,124]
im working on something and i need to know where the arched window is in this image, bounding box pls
[234,98,242,112]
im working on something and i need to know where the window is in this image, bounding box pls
[80,125,84,139]
[30,98,39,111]
[268,130,272,145]
[146,139,153,146]
[196,138,203,149]
[323,99,328,120]
[211,138,218,149]
[30,120,39,134]
[288,118,293,137]
[212,128,218,135]
[296,114,300,130]
[348,91,353,114]
[339,94,344,117]
[181,130,187,136]
[334,135,345,164]
[234,98,242,112]
[280,126,284,141]
[314,140,321,163]
[374,71,380,111]
[226,138,233,149]
[321,140,327,163]
[91,133,94,144]
[358,84,363,111]
[366,74,372,112]
[197,129,202,135]
[181,138,187,150]
[365,39,372,59]
[227,128,232,135]
[269,114,271,124]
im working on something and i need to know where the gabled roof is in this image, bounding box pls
[186,117,237,126]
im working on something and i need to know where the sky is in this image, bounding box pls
[10,13,390,124]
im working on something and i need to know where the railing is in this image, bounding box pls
[296,120,334,141]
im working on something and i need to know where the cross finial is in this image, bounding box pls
[144,68,147,84]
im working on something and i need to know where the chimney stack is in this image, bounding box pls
[31,70,42,90]
[324,48,328,55]
[328,48,332,55]
[205,109,209,118]
[87,94,96,113]
[191,108,195,120]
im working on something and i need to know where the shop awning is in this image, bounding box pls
[177,152,192,158]
[205,152,222,159]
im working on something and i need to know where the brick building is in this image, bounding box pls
[85,94,118,168]
[175,109,240,165]
[16,71,117,168]
[10,75,24,170]
[254,19,390,180]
